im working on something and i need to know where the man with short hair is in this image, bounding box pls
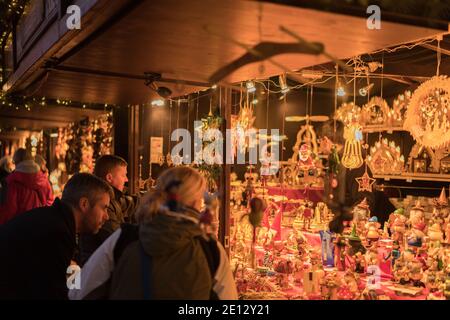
[78,155,138,265]
[0,173,112,300]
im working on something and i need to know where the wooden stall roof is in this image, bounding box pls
[5,0,446,107]
[0,104,107,131]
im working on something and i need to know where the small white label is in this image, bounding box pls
[66,265,81,290]
[366,5,381,30]
[66,5,81,30]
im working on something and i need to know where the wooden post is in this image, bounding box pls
[128,104,140,194]
[218,87,232,255]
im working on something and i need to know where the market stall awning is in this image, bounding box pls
[5,0,446,105]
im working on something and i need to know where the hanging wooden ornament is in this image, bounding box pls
[334,102,361,126]
[157,106,166,167]
[361,96,390,126]
[356,167,376,192]
[356,137,375,192]
[290,124,319,161]
[288,85,326,162]
[166,100,173,167]
[341,124,364,169]
[158,154,165,166]
[391,90,411,126]
[404,75,450,149]
[166,152,173,167]
[171,99,184,166]
[232,101,256,155]
[366,138,405,175]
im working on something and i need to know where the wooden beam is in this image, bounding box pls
[46,64,211,87]
[128,104,140,194]
[218,87,231,254]
[420,43,450,57]
[0,116,70,129]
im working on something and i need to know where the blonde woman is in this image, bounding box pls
[69,166,238,300]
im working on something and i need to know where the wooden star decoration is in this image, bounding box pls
[356,170,375,192]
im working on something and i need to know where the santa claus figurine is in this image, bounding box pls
[297,144,314,171]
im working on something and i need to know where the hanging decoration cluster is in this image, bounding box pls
[55,113,113,175]
[231,102,256,158]
[335,91,411,130]
[193,107,223,192]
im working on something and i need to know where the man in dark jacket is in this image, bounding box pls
[78,155,138,265]
[0,173,112,300]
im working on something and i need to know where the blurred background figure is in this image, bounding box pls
[0,155,15,204]
[34,154,49,177]
[0,148,54,225]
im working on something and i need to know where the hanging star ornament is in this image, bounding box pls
[356,170,376,192]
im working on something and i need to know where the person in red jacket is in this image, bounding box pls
[0,148,54,225]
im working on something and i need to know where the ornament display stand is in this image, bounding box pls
[374,172,450,183]
[362,126,406,134]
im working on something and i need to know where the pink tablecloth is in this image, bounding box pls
[267,186,324,204]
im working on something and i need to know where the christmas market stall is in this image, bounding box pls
[2,0,450,300]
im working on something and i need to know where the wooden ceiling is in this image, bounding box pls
[33,0,444,105]
[0,104,107,131]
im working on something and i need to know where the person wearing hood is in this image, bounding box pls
[69,166,238,300]
[78,155,138,265]
[0,148,54,225]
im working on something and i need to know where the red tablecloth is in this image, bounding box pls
[267,186,324,204]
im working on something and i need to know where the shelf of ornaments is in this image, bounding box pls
[366,135,450,183]
[362,125,407,134]
[373,172,450,183]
